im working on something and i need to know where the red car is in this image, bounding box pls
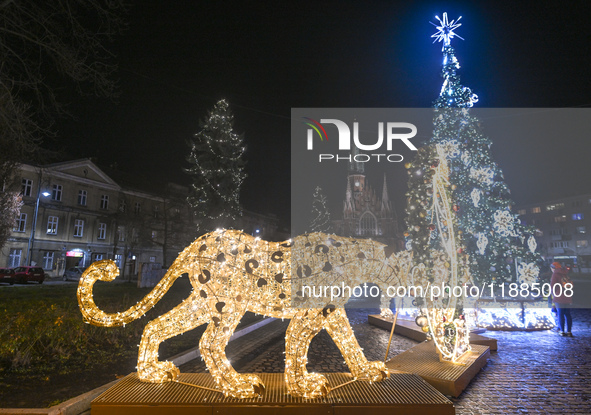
[0,268,15,285]
[13,266,45,284]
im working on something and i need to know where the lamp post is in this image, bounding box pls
[26,189,50,266]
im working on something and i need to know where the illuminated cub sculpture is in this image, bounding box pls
[77,229,412,399]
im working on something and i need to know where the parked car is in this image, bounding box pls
[62,267,86,281]
[13,266,45,284]
[0,268,15,285]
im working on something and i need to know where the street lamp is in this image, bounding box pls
[26,190,50,265]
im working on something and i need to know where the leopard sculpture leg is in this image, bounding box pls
[137,293,208,382]
[324,308,389,381]
[284,309,329,398]
[199,304,265,398]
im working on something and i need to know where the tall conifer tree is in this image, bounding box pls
[186,99,246,232]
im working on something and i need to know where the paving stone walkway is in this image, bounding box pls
[180,307,591,415]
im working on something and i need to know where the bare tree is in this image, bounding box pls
[0,0,126,251]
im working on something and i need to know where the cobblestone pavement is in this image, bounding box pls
[180,307,591,415]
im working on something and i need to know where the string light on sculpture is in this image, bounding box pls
[78,229,412,399]
[408,144,472,363]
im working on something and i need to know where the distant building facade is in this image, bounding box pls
[2,159,193,278]
[3,159,288,278]
[333,153,401,247]
[516,194,591,272]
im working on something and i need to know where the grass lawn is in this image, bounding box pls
[0,277,260,408]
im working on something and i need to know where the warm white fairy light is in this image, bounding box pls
[413,145,471,362]
[78,229,395,399]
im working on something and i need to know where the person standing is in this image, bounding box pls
[550,262,573,337]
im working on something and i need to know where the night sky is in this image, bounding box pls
[54,1,591,227]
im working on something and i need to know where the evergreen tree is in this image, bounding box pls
[310,186,332,233]
[186,99,246,232]
[406,13,540,287]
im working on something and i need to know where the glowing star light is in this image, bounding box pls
[430,13,464,49]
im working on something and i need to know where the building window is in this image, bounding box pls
[117,226,125,242]
[22,179,32,197]
[573,200,582,207]
[517,209,526,215]
[546,203,564,211]
[94,253,104,261]
[98,223,107,240]
[100,195,109,210]
[47,216,59,234]
[14,213,27,232]
[532,207,541,214]
[42,251,54,270]
[577,226,586,234]
[153,205,159,219]
[8,248,22,267]
[74,219,84,237]
[576,240,588,248]
[520,219,527,225]
[119,199,126,212]
[115,254,123,268]
[52,184,62,201]
[134,202,141,215]
[572,213,584,221]
[554,215,567,223]
[359,212,377,236]
[149,256,156,263]
[552,241,570,248]
[78,190,87,206]
[151,230,157,239]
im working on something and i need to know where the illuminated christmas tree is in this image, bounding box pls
[186,99,246,232]
[406,13,540,287]
[310,186,332,233]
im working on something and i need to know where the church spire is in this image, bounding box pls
[381,173,390,213]
[348,146,365,174]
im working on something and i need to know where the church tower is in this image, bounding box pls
[334,150,401,246]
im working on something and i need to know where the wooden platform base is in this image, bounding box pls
[91,372,455,415]
[387,341,490,397]
[368,314,498,351]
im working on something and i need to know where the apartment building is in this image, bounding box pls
[3,159,193,278]
[516,194,591,272]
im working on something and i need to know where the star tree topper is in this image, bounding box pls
[430,12,464,49]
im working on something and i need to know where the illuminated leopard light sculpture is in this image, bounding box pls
[77,230,412,399]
